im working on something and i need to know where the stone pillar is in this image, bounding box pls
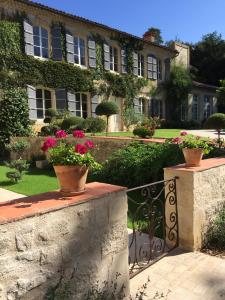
[164,158,225,251]
[0,182,130,299]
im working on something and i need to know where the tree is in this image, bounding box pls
[145,27,163,45]
[95,101,119,135]
[216,79,225,113]
[164,65,192,121]
[204,113,225,140]
[190,32,225,85]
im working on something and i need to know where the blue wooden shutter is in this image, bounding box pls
[88,36,96,68]
[67,91,76,114]
[133,52,138,76]
[104,43,110,71]
[27,85,37,120]
[121,49,127,73]
[91,95,99,117]
[66,31,74,63]
[23,19,34,56]
[55,89,67,110]
[52,25,63,61]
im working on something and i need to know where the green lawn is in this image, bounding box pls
[0,166,58,196]
[91,129,182,139]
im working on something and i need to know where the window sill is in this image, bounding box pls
[33,56,49,61]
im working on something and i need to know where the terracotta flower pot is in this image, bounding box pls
[54,165,88,196]
[182,148,203,167]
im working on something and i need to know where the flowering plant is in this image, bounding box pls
[41,130,98,168]
[171,132,212,154]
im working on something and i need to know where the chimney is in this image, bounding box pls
[143,31,156,43]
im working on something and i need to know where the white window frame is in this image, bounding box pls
[192,94,198,121]
[138,54,144,77]
[70,93,88,118]
[35,88,52,119]
[110,46,118,72]
[74,37,86,66]
[33,26,49,58]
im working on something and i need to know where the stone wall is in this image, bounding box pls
[0,182,130,299]
[164,158,225,251]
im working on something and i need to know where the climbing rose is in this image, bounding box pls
[85,140,94,149]
[180,131,188,136]
[75,144,88,154]
[172,137,182,144]
[55,130,67,138]
[73,130,85,138]
[41,137,57,152]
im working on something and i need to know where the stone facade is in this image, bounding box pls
[164,158,225,251]
[0,183,129,299]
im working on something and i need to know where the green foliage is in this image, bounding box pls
[204,207,225,251]
[145,27,163,44]
[0,20,23,55]
[5,140,30,159]
[164,65,192,121]
[0,87,32,147]
[133,126,152,138]
[95,101,119,117]
[84,117,106,133]
[5,159,29,182]
[6,171,21,183]
[40,125,60,136]
[122,107,142,131]
[61,116,85,130]
[217,80,225,112]
[204,113,225,137]
[92,142,184,188]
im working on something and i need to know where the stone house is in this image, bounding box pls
[0,0,217,131]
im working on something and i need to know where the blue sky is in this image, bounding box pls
[37,0,225,43]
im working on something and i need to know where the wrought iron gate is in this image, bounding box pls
[127,177,179,278]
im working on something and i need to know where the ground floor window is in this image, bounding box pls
[36,89,52,119]
[180,104,186,121]
[192,94,198,121]
[150,99,163,118]
[68,92,88,118]
[204,95,211,119]
[134,98,145,114]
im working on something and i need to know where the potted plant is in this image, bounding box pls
[41,130,98,196]
[171,132,212,167]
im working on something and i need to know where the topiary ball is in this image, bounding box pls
[95,101,119,117]
[204,113,225,131]
[61,116,85,130]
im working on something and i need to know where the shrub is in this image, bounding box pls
[133,126,153,138]
[204,207,225,251]
[122,107,142,131]
[5,140,30,159]
[204,113,225,139]
[61,116,85,131]
[40,125,60,136]
[161,120,200,129]
[95,101,119,135]
[91,142,184,188]
[84,117,106,133]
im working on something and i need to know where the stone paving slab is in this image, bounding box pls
[0,188,25,202]
[130,249,225,300]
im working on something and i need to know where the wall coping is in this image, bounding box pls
[0,182,127,225]
[164,157,225,173]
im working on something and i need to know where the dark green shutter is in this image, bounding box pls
[23,19,34,56]
[52,25,63,61]
[133,52,138,76]
[27,85,37,120]
[66,31,74,63]
[88,36,96,68]
[104,43,110,71]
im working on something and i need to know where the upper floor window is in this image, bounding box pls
[138,54,144,77]
[68,93,88,118]
[36,89,52,119]
[33,26,49,58]
[192,95,198,121]
[147,55,157,80]
[74,37,86,66]
[204,95,211,119]
[157,59,162,80]
[110,46,118,72]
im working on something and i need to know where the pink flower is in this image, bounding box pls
[180,131,188,136]
[75,144,88,154]
[73,130,85,138]
[55,130,67,138]
[85,140,94,149]
[172,137,182,144]
[41,137,57,152]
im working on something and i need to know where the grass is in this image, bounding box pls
[90,129,182,139]
[0,165,58,196]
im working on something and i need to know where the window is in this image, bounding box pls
[138,54,144,77]
[157,59,162,80]
[134,98,145,114]
[204,95,211,119]
[74,37,86,66]
[181,104,186,121]
[192,95,198,121]
[147,55,157,79]
[36,89,52,119]
[150,99,163,118]
[33,26,49,58]
[69,93,88,118]
[110,46,118,72]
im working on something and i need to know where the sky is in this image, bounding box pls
[36,0,225,44]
